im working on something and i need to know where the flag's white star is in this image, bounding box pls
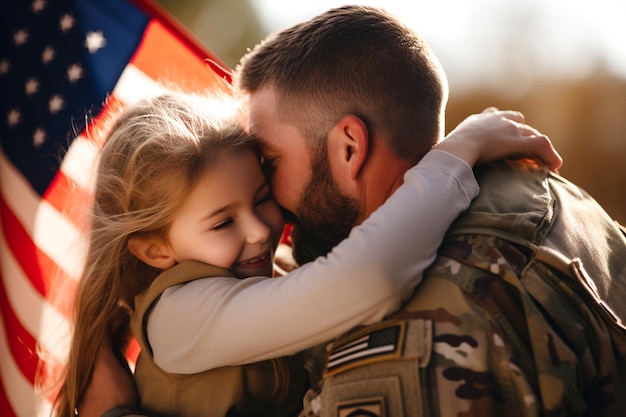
[32,0,46,13]
[0,59,9,75]
[25,78,39,96]
[85,31,106,53]
[49,94,64,114]
[42,46,55,64]
[14,29,29,46]
[33,128,47,148]
[7,109,21,127]
[60,14,75,32]
[67,63,83,83]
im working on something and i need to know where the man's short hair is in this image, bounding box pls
[236,5,448,162]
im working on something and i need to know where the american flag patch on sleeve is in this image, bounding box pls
[324,321,406,377]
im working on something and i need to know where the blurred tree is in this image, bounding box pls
[447,71,626,225]
[156,0,266,69]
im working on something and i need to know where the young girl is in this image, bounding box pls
[54,92,556,417]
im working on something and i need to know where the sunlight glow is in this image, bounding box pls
[249,0,626,89]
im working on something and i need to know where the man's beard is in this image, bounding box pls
[290,151,361,265]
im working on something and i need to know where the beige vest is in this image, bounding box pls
[131,261,306,417]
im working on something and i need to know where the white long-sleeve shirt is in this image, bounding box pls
[148,150,479,374]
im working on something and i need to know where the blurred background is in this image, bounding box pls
[156,0,625,224]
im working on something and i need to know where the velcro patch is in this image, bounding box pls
[324,321,405,377]
[336,397,386,417]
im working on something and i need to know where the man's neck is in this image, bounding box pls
[358,144,414,223]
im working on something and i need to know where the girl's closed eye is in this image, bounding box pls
[211,218,234,231]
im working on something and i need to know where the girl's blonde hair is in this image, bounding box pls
[54,92,258,416]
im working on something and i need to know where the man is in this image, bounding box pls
[234,5,626,417]
[85,5,624,417]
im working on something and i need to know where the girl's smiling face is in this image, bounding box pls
[166,148,284,278]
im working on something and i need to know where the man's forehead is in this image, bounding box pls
[247,116,275,154]
[247,92,269,133]
[247,88,289,155]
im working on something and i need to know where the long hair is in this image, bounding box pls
[236,5,448,163]
[53,92,257,416]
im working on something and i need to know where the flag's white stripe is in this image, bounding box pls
[38,398,53,417]
[113,63,168,105]
[329,341,369,362]
[0,149,86,280]
[0,220,71,364]
[39,302,72,366]
[330,335,369,355]
[33,201,87,281]
[327,345,396,369]
[59,136,99,193]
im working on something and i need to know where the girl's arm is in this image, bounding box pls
[149,109,561,374]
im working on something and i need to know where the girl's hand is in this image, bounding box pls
[435,107,563,172]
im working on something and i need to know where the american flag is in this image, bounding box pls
[324,322,404,377]
[0,1,231,415]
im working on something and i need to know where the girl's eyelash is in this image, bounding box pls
[210,191,273,230]
[211,219,233,231]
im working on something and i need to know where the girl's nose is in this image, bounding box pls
[245,214,271,244]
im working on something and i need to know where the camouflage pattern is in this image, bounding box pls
[300,160,626,417]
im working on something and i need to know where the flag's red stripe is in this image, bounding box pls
[0,275,38,384]
[131,20,228,93]
[0,380,18,417]
[127,338,140,364]
[1,197,47,296]
[79,92,125,148]
[0,194,77,315]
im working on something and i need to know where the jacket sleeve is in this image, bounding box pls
[148,150,479,374]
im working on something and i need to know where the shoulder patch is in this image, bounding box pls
[324,321,406,377]
[336,397,386,417]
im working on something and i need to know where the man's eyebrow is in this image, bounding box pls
[254,138,275,156]
[248,131,269,150]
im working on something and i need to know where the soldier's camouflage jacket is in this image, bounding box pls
[301,160,626,417]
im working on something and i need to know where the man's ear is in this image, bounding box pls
[127,235,176,270]
[332,114,369,181]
